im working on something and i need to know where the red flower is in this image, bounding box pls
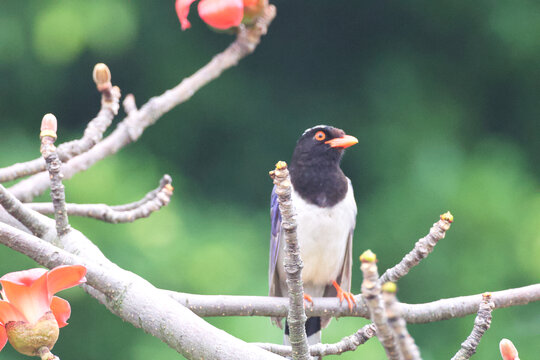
[176,0,251,30]
[0,265,86,354]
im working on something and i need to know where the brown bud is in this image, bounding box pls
[92,63,111,86]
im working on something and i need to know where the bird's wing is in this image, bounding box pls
[268,185,282,297]
[269,185,285,328]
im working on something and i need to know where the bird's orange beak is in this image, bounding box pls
[325,134,358,149]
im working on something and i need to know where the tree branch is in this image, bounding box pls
[254,323,377,357]
[360,251,401,359]
[0,64,119,183]
[0,183,49,237]
[271,161,311,360]
[26,175,173,223]
[451,293,494,360]
[164,284,539,322]
[382,282,421,360]
[379,212,453,285]
[40,114,71,237]
[0,222,285,360]
[8,5,277,202]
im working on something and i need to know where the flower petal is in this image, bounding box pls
[198,0,244,30]
[0,268,47,287]
[176,0,197,30]
[50,296,71,328]
[0,272,49,324]
[0,325,6,352]
[47,265,87,296]
[0,300,26,324]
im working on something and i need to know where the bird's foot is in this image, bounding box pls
[303,293,314,308]
[332,280,356,311]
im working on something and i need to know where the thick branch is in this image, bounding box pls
[9,5,277,202]
[26,175,173,223]
[451,293,494,360]
[255,323,377,357]
[379,212,453,285]
[271,161,311,360]
[0,223,284,360]
[164,284,540,322]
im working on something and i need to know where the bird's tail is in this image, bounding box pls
[284,317,321,359]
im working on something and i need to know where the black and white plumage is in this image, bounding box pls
[269,125,358,347]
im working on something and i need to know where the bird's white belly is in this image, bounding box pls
[280,184,356,292]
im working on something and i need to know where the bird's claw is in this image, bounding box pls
[332,280,356,311]
[303,293,314,308]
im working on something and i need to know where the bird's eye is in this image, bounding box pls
[314,131,326,141]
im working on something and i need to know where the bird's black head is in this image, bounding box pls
[290,125,358,169]
[289,125,357,206]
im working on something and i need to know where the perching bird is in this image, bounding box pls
[269,125,358,347]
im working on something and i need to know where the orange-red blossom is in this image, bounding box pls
[176,0,265,30]
[0,265,87,355]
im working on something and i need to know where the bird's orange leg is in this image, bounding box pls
[332,280,356,310]
[303,293,314,307]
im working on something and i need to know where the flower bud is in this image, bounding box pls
[440,211,454,223]
[93,63,111,86]
[275,161,287,170]
[360,249,377,263]
[93,63,112,92]
[499,339,519,360]
[382,282,397,293]
[5,312,59,356]
[198,0,244,30]
[40,114,58,139]
[243,0,267,23]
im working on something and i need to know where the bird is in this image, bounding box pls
[269,125,358,349]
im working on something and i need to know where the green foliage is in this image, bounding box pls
[0,1,538,359]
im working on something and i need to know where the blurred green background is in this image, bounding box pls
[0,0,539,359]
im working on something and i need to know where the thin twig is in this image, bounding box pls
[255,323,377,357]
[360,250,401,359]
[40,114,70,237]
[271,161,311,360]
[122,94,138,116]
[0,64,120,183]
[382,282,421,360]
[8,5,277,202]
[26,175,173,223]
[379,212,453,285]
[451,293,494,360]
